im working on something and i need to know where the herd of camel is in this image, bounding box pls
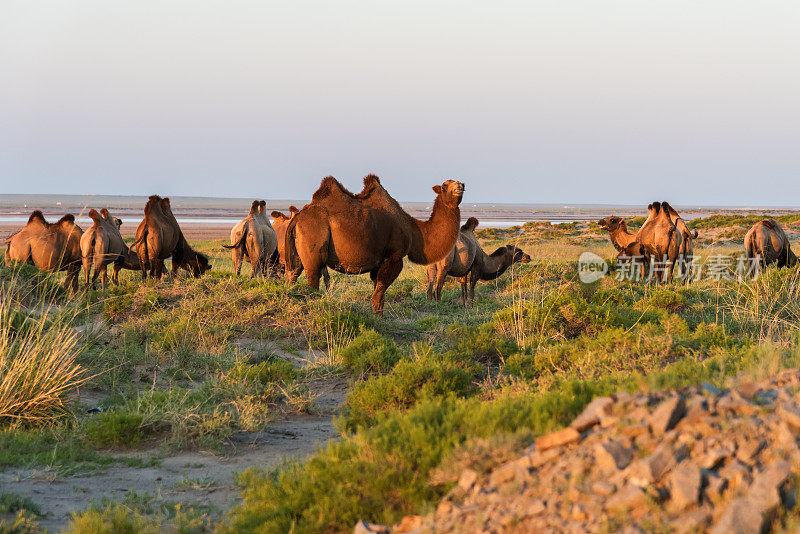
[1,177,797,314]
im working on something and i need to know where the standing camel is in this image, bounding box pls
[4,211,83,292]
[224,200,278,278]
[80,208,139,289]
[426,217,531,306]
[285,175,464,315]
[744,219,797,274]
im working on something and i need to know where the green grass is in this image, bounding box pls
[5,224,800,532]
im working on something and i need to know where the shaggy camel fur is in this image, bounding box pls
[80,209,139,288]
[426,217,531,306]
[224,200,278,278]
[4,211,83,291]
[134,195,210,279]
[744,219,797,273]
[285,175,464,315]
[272,206,329,287]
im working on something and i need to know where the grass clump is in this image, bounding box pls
[0,493,40,516]
[85,412,145,448]
[340,328,400,375]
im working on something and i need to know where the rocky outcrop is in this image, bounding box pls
[358,370,800,533]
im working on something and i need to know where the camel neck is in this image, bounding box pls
[408,196,460,264]
[478,249,514,281]
[607,226,637,251]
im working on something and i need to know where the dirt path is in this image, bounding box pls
[1,414,338,532]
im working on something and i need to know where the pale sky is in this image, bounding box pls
[1,1,798,204]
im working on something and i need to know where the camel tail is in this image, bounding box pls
[222,230,247,250]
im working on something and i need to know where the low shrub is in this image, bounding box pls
[340,329,400,375]
[85,412,144,448]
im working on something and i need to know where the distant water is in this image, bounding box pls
[0,216,577,229]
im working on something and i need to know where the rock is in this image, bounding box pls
[647,396,686,435]
[697,445,732,469]
[394,515,423,533]
[526,447,561,468]
[701,382,723,396]
[353,520,390,534]
[668,461,701,511]
[747,461,792,513]
[717,391,759,416]
[571,396,614,432]
[605,484,647,513]
[735,438,765,463]
[570,504,588,522]
[738,381,759,398]
[672,506,712,534]
[628,444,674,485]
[719,459,752,489]
[703,471,728,502]
[534,427,581,452]
[777,402,800,430]
[592,481,616,496]
[458,469,478,492]
[595,440,633,472]
[524,498,546,517]
[710,498,765,534]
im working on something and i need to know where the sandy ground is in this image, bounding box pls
[0,414,339,531]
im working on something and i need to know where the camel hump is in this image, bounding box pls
[249,200,259,215]
[28,210,47,225]
[661,201,678,216]
[289,205,299,214]
[651,201,662,214]
[144,195,161,216]
[88,209,102,224]
[762,219,779,230]
[461,217,479,232]
[271,210,286,220]
[57,214,75,225]
[259,200,266,207]
[100,208,111,219]
[312,176,358,202]
[360,174,382,197]
[161,197,171,209]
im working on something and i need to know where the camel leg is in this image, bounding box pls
[112,263,122,285]
[371,254,404,316]
[100,265,109,290]
[434,266,448,302]
[83,256,92,287]
[459,277,468,307]
[305,264,322,290]
[250,253,260,278]
[232,248,243,276]
[321,267,330,290]
[426,264,437,300]
[92,256,105,289]
[469,269,479,305]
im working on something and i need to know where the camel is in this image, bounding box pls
[744,219,797,274]
[223,200,278,278]
[4,211,83,291]
[271,206,329,287]
[80,208,139,289]
[285,175,464,315]
[599,202,696,283]
[426,217,531,306]
[133,195,210,279]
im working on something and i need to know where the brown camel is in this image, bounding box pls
[133,195,210,279]
[285,175,464,315]
[426,217,531,306]
[80,208,139,288]
[599,202,695,283]
[272,206,329,287]
[223,200,278,278]
[4,211,83,291]
[744,219,797,274]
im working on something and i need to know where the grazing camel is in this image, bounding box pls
[80,208,139,289]
[272,206,329,287]
[426,217,531,306]
[224,200,278,278]
[133,195,210,279]
[4,211,83,292]
[285,175,464,315]
[744,219,797,274]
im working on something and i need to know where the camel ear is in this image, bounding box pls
[432,185,443,194]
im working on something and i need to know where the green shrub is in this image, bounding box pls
[0,493,40,515]
[340,329,400,375]
[86,412,144,448]
[230,358,297,384]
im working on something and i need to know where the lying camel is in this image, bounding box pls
[744,219,797,273]
[4,211,83,291]
[272,206,329,287]
[285,175,464,314]
[80,208,139,288]
[426,217,531,306]
[224,200,278,278]
[134,195,210,279]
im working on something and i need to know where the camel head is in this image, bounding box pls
[114,218,123,229]
[461,217,479,232]
[508,245,531,264]
[432,180,465,207]
[598,216,624,232]
[184,251,211,277]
